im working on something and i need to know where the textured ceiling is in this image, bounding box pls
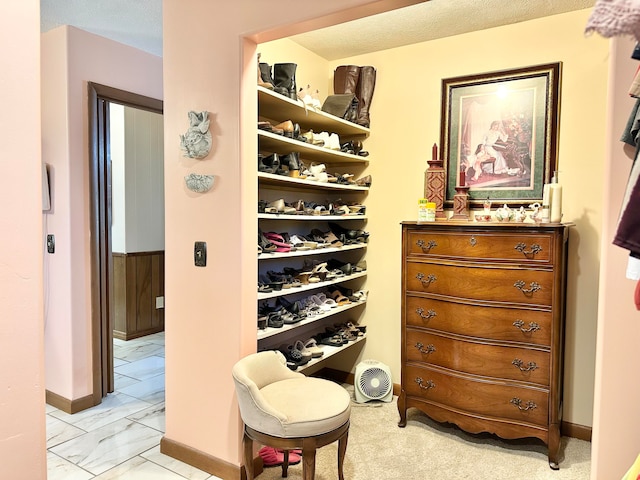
[40,0,163,57]
[39,0,596,60]
[290,0,597,60]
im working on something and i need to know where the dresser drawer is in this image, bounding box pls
[405,329,550,386]
[406,230,552,264]
[404,364,549,427]
[405,296,552,346]
[406,262,554,305]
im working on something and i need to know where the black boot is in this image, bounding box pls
[273,63,297,100]
[333,65,360,94]
[259,62,274,88]
[355,66,376,128]
[257,53,274,89]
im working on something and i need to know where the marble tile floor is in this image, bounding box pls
[46,332,220,480]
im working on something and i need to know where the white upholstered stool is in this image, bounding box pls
[232,350,351,479]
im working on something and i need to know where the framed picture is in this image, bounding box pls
[440,63,561,207]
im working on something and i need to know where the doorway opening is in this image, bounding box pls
[88,83,164,402]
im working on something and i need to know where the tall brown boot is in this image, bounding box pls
[355,66,376,128]
[333,65,360,94]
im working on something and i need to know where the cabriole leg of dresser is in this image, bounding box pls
[548,423,561,470]
[397,390,407,427]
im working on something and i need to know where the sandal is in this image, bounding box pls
[280,344,310,366]
[329,290,351,306]
[316,334,345,347]
[259,446,301,467]
[263,232,291,252]
[303,338,324,358]
[293,340,313,361]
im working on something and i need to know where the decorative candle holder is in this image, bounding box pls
[450,185,471,221]
[424,143,447,219]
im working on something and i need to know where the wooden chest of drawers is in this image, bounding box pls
[398,222,570,469]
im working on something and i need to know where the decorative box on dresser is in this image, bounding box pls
[398,221,570,469]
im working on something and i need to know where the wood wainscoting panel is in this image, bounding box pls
[113,251,165,340]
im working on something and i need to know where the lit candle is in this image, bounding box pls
[432,143,438,160]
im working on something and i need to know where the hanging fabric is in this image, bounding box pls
[585,0,640,42]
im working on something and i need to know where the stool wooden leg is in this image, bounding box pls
[302,439,317,480]
[243,432,254,480]
[337,430,349,480]
[282,449,290,478]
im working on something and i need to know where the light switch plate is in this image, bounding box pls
[46,234,55,254]
[194,241,207,267]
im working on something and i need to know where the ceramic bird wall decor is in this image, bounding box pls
[180,111,212,159]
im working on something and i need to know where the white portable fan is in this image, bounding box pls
[354,360,393,403]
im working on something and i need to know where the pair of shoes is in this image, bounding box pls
[259,446,301,467]
[315,131,340,150]
[303,338,324,358]
[257,121,284,135]
[279,344,310,367]
[264,199,296,214]
[340,140,364,155]
[260,60,298,100]
[300,129,325,146]
[355,175,372,187]
[257,53,274,90]
[310,228,343,248]
[258,153,285,175]
[258,229,278,253]
[297,85,322,109]
[329,289,351,305]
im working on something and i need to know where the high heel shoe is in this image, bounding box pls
[280,152,301,178]
[260,153,280,174]
[274,120,295,138]
[355,175,372,187]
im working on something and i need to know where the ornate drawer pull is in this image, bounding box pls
[415,377,435,390]
[417,239,437,252]
[416,273,437,287]
[512,319,540,333]
[415,342,436,355]
[514,280,541,295]
[514,243,542,257]
[512,358,538,372]
[416,307,437,321]
[510,397,537,411]
[470,235,477,247]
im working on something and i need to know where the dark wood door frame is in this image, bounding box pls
[88,82,163,403]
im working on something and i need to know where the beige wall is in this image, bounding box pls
[261,8,607,430]
[0,0,47,477]
[41,26,162,400]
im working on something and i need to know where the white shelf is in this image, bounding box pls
[258,86,370,138]
[299,334,367,372]
[258,172,369,192]
[259,242,366,260]
[258,213,367,221]
[257,271,367,301]
[257,300,366,340]
[259,130,369,166]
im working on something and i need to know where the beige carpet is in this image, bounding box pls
[255,386,591,480]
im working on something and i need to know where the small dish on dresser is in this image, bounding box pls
[474,213,492,222]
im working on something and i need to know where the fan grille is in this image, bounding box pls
[358,367,391,399]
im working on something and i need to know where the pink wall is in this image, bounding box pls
[162,0,424,465]
[0,0,47,477]
[591,35,640,479]
[41,26,162,400]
